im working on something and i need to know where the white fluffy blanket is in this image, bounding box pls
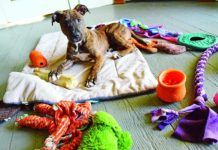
[3,32,157,104]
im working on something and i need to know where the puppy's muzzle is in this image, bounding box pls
[69,31,82,43]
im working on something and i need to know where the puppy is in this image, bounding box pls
[49,4,150,87]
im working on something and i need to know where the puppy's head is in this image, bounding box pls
[52,4,89,43]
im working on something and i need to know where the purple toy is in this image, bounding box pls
[151,44,218,143]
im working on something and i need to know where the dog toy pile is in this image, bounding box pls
[151,44,218,143]
[33,68,78,89]
[15,101,133,150]
[16,101,92,150]
[78,111,133,150]
[119,18,186,54]
[120,18,181,43]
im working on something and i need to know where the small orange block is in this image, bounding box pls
[29,50,47,68]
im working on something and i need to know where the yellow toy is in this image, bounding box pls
[34,68,78,89]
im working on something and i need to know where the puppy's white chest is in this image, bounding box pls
[73,53,92,61]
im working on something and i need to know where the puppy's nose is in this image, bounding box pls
[73,32,81,39]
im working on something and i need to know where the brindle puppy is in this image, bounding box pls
[49,4,148,87]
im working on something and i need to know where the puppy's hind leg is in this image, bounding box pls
[113,33,136,59]
[118,44,135,57]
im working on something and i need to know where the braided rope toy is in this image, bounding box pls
[16,101,92,150]
[151,44,218,143]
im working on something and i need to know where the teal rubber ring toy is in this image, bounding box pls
[178,33,218,51]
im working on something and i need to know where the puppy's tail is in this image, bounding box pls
[130,30,158,53]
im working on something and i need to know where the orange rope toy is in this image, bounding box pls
[15,101,92,150]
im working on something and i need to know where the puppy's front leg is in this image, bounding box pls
[86,55,104,88]
[48,42,77,82]
[48,60,73,82]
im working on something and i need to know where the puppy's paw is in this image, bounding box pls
[85,76,96,88]
[48,70,60,83]
[112,52,121,60]
[107,48,114,52]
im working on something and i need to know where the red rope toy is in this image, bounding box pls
[15,101,92,150]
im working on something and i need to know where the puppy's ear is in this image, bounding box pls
[74,4,90,16]
[52,11,62,25]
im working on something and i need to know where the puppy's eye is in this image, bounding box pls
[77,19,81,22]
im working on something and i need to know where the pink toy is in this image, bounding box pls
[214,92,218,106]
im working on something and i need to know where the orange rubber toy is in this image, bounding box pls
[29,50,47,68]
[156,69,186,103]
[130,38,158,53]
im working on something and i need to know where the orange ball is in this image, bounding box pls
[29,50,47,68]
[156,69,186,103]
